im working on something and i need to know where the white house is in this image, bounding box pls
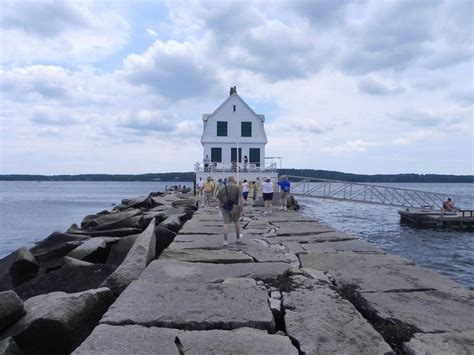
[196,86,278,183]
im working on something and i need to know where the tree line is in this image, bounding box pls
[0,169,472,183]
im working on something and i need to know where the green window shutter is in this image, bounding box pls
[211,148,222,162]
[231,148,242,162]
[249,148,260,167]
[217,121,227,136]
[241,122,252,137]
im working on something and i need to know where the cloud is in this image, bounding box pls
[286,0,349,26]
[146,29,158,37]
[1,1,129,65]
[392,129,440,145]
[118,110,177,133]
[121,39,222,101]
[389,110,443,127]
[357,76,404,95]
[321,139,375,154]
[449,91,474,106]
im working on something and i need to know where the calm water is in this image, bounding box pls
[0,181,190,258]
[0,181,472,290]
[300,183,473,290]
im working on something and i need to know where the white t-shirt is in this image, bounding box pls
[197,180,204,189]
[242,182,249,193]
[262,181,273,194]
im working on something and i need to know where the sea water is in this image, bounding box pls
[0,181,472,290]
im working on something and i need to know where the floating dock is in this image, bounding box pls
[398,208,474,229]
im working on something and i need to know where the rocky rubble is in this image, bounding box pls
[0,190,197,354]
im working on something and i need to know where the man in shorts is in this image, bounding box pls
[277,177,290,210]
[216,176,243,246]
[203,177,215,208]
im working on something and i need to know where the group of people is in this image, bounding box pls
[196,176,291,246]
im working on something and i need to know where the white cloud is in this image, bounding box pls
[1,1,129,65]
[357,76,404,95]
[121,39,222,101]
[321,139,375,154]
[392,129,440,145]
[146,29,158,37]
[0,0,472,175]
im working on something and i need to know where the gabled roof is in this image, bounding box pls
[202,93,265,122]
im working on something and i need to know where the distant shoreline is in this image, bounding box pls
[0,169,473,183]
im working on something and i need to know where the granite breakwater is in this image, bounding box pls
[1,190,473,354]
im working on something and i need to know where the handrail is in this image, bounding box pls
[280,174,467,210]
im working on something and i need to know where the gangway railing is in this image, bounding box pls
[282,175,464,210]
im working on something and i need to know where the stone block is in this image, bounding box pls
[403,330,474,355]
[283,279,393,354]
[101,280,275,332]
[0,248,39,291]
[139,260,290,284]
[0,291,25,332]
[361,290,474,333]
[13,262,116,301]
[160,249,254,264]
[0,288,115,355]
[74,325,297,355]
[264,232,356,245]
[100,220,156,295]
[301,239,384,253]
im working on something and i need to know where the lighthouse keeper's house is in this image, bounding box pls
[195,86,278,183]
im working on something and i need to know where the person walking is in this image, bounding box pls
[196,177,204,197]
[277,177,291,211]
[216,176,243,246]
[203,177,215,209]
[262,177,274,215]
[242,179,249,206]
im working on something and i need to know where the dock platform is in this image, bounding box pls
[398,208,474,229]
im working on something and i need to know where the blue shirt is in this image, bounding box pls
[278,179,290,192]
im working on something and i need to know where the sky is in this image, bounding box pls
[0,0,472,175]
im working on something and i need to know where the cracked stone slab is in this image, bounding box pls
[403,330,474,355]
[178,223,224,235]
[140,260,291,284]
[283,279,393,355]
[170,234,225,250]
[338,263,473,295]
[300,251,414,272]
[264,232,356,244]
[361,290,474,333]
[160,249,255,263]
[101,280,275,331]
[301,239,384,253]
[274,222,334,236]
[74,325,297,355]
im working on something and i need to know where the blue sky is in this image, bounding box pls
[0,0,472,175]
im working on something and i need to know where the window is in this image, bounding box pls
[231,148,242,163]
[211,148,222,162]
[241,122,252,137]
[217,121,227,136]
[233,104,236,112]
[249,148,260,167]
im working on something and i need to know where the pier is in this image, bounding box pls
[73,195,473,354]
[1,191,473,354]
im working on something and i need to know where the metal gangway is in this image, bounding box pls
[283,175,460,210]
